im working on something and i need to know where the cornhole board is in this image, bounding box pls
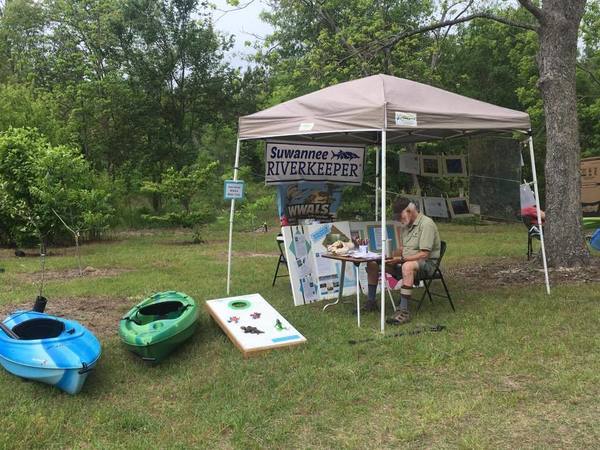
[205,293,306,357]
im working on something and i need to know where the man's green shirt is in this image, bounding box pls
[401,213,440,259]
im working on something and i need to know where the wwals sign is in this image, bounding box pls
[265,141,365,185]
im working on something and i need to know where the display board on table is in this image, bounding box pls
[205,293,306,357]
[282,221,358,306]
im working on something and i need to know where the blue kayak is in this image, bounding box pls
[0,311,101,394]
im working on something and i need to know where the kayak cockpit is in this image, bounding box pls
[12,318,66,340]
[134,300,190,325]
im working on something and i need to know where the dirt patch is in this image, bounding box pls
[447,256,600,288]
[235,251,279,258]
[212,251,279,261]
[17,266,132,283]
[0,296,132,338]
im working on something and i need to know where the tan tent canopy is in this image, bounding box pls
[239,74,531,143]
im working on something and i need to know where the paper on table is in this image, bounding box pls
[350,250,380,258]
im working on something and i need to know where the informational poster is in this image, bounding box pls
[266,141,365,185]
[307,222,357,301]
[276,182,344,225]
[282,225,319,306]
[282,221,357,306]
[205,293,306,357]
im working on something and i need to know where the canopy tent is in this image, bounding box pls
[228,74,549,332]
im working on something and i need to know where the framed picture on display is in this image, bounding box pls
[443,155,467,177]
[398,152,420,175]
[420,155,441,177]
[423,196,449,218]
[446,197,472,218]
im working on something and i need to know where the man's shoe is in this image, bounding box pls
[386,308,411,325]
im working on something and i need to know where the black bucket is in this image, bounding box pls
[33,296,47,313]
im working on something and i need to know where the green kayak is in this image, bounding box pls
[119,291,198,362]
[583,217,600,229]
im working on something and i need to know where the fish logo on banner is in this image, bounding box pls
[266,141,365,185]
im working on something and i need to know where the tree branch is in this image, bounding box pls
[386,11,537,50]
[517,0,544,22]
[301,0,370,76]
[336,11,536,67]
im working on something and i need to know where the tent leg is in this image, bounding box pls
[380,130,387,333]
[528,136,551,294]
[375,147,380,221]
[226,138,242,295]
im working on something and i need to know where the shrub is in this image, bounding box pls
[0,128,114,247]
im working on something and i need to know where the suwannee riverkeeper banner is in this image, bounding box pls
[265,141,365,185]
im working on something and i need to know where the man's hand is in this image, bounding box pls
[385,256,405,265]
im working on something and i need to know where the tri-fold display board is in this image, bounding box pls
[282,221,404,305]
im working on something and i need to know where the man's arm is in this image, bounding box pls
[387,249,430,264]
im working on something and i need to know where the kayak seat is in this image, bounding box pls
[12,318,65,340]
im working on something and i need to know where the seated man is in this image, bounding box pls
[364,196,441,324]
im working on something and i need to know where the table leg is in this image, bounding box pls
[355,263,360,327]
[323,259,346,311]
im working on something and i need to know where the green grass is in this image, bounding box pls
[0,224,598,449]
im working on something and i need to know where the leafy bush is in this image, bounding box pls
[0,128,114,247]
[140,161,220,243]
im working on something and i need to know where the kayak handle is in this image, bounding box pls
[78,362,94,374]
[0,322,20,340]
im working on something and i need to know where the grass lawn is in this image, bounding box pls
[0,223,598,449]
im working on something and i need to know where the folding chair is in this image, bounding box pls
[415,241,455,312]
[272,234,288,286]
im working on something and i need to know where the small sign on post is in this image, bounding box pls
[224,180,245,201]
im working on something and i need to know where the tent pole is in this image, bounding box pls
[528,136,551,294]
[226,138,241,295]
[380,129,387,333]
[375,147,380,221]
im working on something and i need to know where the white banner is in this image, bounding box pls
[266,141,365,185]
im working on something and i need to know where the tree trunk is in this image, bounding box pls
[536,1,589,267]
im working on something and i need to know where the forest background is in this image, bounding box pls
[1,0,599,247]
